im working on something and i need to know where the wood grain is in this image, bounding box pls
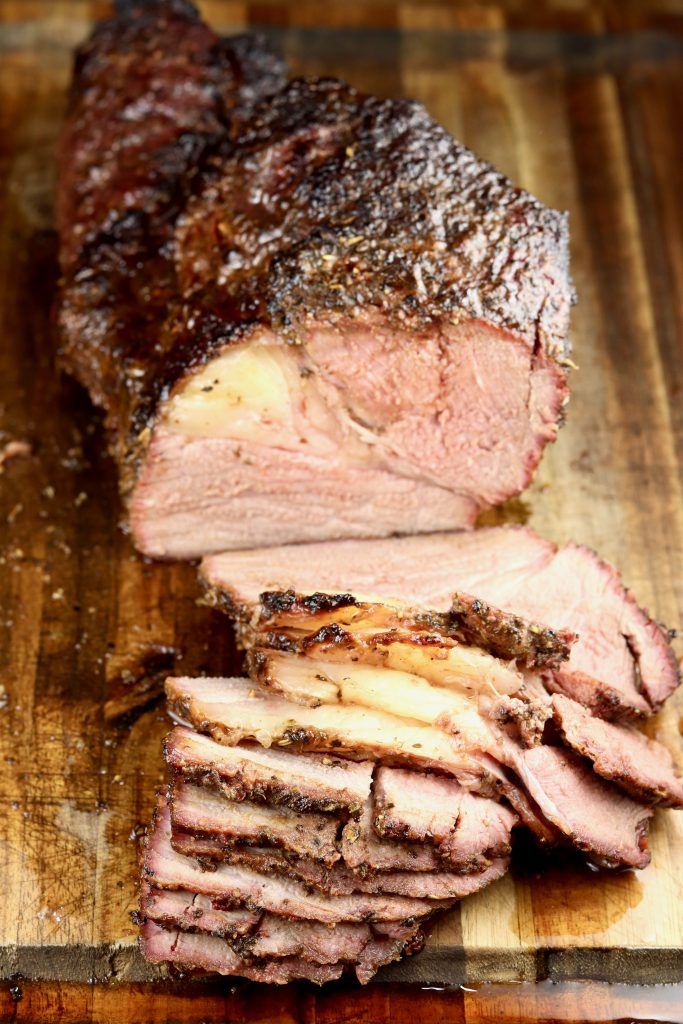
[2,979,683,1024]
[0,0,682,1010]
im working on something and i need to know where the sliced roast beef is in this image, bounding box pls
[140,885,260,937]
[165,725,371,813]
[258,624,524,698]
[438,793,517,872]
[235,915,371,964]
[511,746,653,868]
[201,526,679,716]
[142,891,372,964]
[254,589,574,669]
[140,920,344,984]
[354,932,425,985]
[170,829,487,899]
[248,652,500,756]
[145,799,438,922]
[59,5,572,560]
[552,695,683,807]
[341,801,441,875]
[169,777,340,864]
[165,676,486,784]
[373,767,517,872]
[476,754,562,847]
[372,768,463,844]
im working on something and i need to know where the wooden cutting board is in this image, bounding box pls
[0,0,682,989]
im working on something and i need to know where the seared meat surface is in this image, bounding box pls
[58,2,572,559]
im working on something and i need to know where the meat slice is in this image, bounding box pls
[258,625,524,698]
[165,677,486,785]
[372,768,462,844]
[59,1,573,560]
[552,695,683,807]
[373,768,517,872]
[438,793,517,872]
[170,828,500,899]
[201,526,679,716]
[248,653,499,753]
[254,589,574,668]
[141,919,424,985]
[341,801,441,874]
[142,887,371,964]
[236,915,371,964]
[145,799,438,922]
[169,778,341,864]
[165,725,372,813]
[476,754,561,847]
[355,931,425,985]
[140,885,260,937]
[511,746,653,868]
[140,921,344,984]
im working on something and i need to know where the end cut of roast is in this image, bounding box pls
[57,1,573,559]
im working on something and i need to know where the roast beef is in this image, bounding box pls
[169,829,494,899]
[373,767,517,872]
[165,676,487,784]
[169,777,341,864]
[58,4,573,560]
[145,798,439,923]
[551,695,683,807]
[164,725,372,814]
[200,526,679,717]
[511,746,652,868]
[140,920,345,984]
[139,884,259,937]
[234,914,372,963]
[341,802,443,875]
[252,589,575,669]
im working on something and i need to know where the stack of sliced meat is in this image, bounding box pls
[138,546,682,981]
[139,723,510,982]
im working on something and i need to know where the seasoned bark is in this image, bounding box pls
[165,725,372,814]
[449,593,576,668]
[57,0,286,468]
[169,777,341,864]
[58,6,572,555]
[176,77,572,358]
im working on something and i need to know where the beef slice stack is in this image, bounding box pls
[138,557,682,982]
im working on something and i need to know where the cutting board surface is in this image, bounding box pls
[0,0,682,988]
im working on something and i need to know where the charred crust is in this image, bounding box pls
[59,30,572,498]
[259,589,359,621]
[449,592,576,668]
[57,3,286,480]
[301,623,355,652]
[260,631,300,654]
